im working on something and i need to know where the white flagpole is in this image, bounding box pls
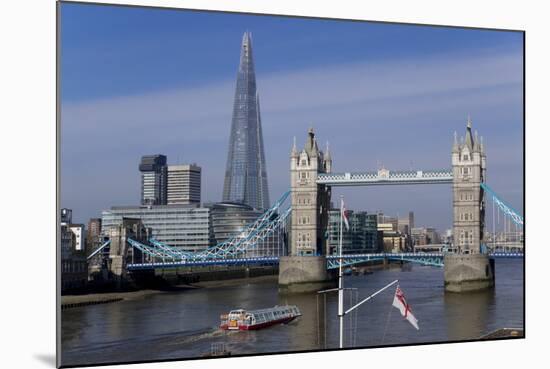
[344,279,399,315]
[338,195,344,349]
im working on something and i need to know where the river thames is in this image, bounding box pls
[61,259,523,366]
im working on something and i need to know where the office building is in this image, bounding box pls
[327,210,379,254]
[222,31,270,210]
[377,213,398,232]
[167,164,201,205]
[139,154,167,205]
[87,218,101,239]
[411,227,441,245]
[101,205,213,252]
[207,202,283,257]
[378,222,408,253]
[398,211,414,250]
[61,208,72,225]
[86,218,102,253]
[60,209,87,292]
[69,224,85,251]
[398,211,415,235]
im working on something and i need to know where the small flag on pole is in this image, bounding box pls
[341,199,349,231]
[392,286,419,330]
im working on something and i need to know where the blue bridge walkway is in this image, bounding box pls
[125,252,523,271]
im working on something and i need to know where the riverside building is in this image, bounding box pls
[207,202,284,257]
[327,210,379,254]
[101,205,214,252]
[60,209,87,293]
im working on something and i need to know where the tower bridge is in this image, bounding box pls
[90,120,523,293]
[279,118,521,293]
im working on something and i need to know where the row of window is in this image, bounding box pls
[297,232,312,248]
[459,192,475,201]
[61,260,87,273]
[459,212,475,221]
[296,196,312,205]
[459,230,475,245]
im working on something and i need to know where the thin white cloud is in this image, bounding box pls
[62,48,522,147]
[61,48,523,230]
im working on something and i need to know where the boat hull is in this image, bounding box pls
[220,315,298,331]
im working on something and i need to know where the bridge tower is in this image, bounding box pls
[445,118,494,292]
[279,128,333,293]
[106,218,150,289]
[451,117,486,254]
[289,128,331,256]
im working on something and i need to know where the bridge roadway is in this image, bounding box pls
[125,252,523,271]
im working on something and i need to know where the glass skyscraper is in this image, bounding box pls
[222,32,270,210]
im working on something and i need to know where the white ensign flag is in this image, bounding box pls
[341,199,350,231]
[392,286,419,330]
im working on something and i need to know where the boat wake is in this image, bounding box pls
[166,328,239,346]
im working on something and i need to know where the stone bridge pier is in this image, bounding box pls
[106,218,151,289]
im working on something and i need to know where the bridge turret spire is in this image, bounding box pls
[464,116,474,150]
[453,131,459,153]
[305,127,315,154]
[324,141,332,172]
[291,136,298,158]
[480,135,485,153]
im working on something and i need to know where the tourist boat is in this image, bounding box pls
[220,305,301,330]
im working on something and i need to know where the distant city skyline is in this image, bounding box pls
[60,3,523,232]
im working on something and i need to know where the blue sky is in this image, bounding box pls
[61,2,523,231]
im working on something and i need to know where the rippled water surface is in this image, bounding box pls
[61,259,523,366]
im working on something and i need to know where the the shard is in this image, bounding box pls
[222,32,270,210]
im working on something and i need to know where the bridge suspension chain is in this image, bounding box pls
[126,191,291,263]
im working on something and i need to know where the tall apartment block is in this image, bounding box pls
[139,155,167,205]
[167,164,201,205]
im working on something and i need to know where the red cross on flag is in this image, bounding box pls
[341,199,350,231]
[392,286,419,330]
